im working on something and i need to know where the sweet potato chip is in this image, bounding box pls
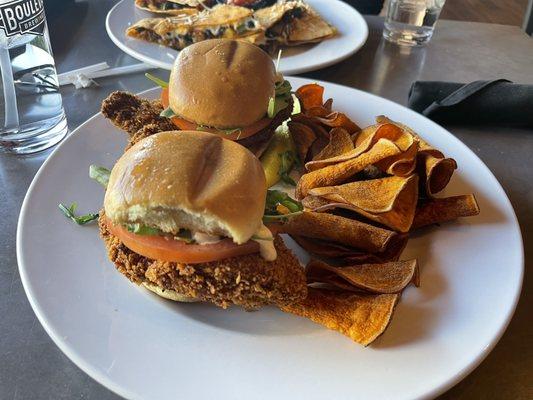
[306,123,414,172]
[296,138,402,198]
[376,140,419,177]
[308,175,419,232]
[313,128,354,161]
[280,288,399,346]
[306,259,419,294]
[296,84,324,111]
[418,154,457,197]
[288,121,317,163]
[274,211,397,253]
[323,98,333,112]
[306,106,331,118]
[292,233,408,264]
[291,114,330,138]
[412,194,480,230]
[315,112,361,135]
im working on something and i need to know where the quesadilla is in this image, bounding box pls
[254,1,336,48]
[134,0,205,16]
[127,4,265,50]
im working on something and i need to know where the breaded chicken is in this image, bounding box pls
[101,91,176,148]
[99,214,308,309]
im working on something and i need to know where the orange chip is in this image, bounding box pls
[315,112,361,135]
[274,211,398,254]
[296,84,325,111]
[419,154,457,197]
[280,288,400,346]
[288,121,317,163]
[313,128,354,161]
[308,175,419,232]
[412,194,480,230]
[306,259,419,294]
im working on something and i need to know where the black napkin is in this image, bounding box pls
[408,79,533,127]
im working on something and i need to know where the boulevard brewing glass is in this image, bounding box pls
[0,0,67,154]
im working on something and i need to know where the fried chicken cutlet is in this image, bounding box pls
[100,213,307,309]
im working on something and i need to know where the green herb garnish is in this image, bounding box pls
[268,80,293,119]
[263,190,303,223]
[160,107,177,118]
[125,223,162,236]
[58,202,99,225]
[145,73,168,88]
[89,165,111,188]
[278,151,297,186]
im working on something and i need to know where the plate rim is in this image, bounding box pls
[17,78,524,400]
[104,0,369,74]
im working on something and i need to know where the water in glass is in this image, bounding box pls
[0,0,67,154]
[383,0,446,46]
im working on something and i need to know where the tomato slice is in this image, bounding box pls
[106,218,259,264]
[160,88,271,141]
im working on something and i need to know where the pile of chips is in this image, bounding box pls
[276,84,480,346]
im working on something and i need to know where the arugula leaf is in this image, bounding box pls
[125,223,162,236]
[58,202,99,225]
[145,73,168,88]
[263,190,303,223]
[89,165,111,188]
[160,107,177,118]
[278,151,296,186]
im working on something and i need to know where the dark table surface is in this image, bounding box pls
[1,1,532,399]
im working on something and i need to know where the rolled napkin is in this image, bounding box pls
[408,79,533,127]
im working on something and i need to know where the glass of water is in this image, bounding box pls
[383,0,446,46]
[0,0,67,154]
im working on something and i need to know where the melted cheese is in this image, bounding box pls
[193,231,221,245]
[252,224,277,262]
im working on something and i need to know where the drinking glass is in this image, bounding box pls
[383,0,446,46]
[0,0,68,154]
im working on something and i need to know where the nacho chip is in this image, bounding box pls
[313,128,354,161]
[306,260,419,294]
[280,288,399,346]
[288,121,317,163]
[296,84,324,112]
[296,138,402,198]
[412,194,480,230]
[274,211,398,254]
[308,175,419,232]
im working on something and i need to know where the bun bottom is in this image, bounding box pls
[142,282,199,302]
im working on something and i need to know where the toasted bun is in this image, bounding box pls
[142,282,199,302]
[168,39,276,129]
[104,131,267,244]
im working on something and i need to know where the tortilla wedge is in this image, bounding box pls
[280,288,400,346]
[134,0,200,16]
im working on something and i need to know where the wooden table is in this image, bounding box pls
[1,4,531,399]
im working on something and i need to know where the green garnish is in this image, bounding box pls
[58,203,99,225]
[125,223,162,236]
[145,73,168,88]
[278,151,296,186]
[160,107,177,118]
[268,80,293,119]
[89,165,111,188]
[263,190,303,223]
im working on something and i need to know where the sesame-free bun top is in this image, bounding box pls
[104,131,267,244]
[168,39,276,129]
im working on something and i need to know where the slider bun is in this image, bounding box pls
[104,131,267,244]
[142,282,199,302]
[169,39,276,129]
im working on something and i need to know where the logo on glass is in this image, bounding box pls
[0,0,45,37]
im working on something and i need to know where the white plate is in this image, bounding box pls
[105,0,368,74]
[18,77,523,400]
